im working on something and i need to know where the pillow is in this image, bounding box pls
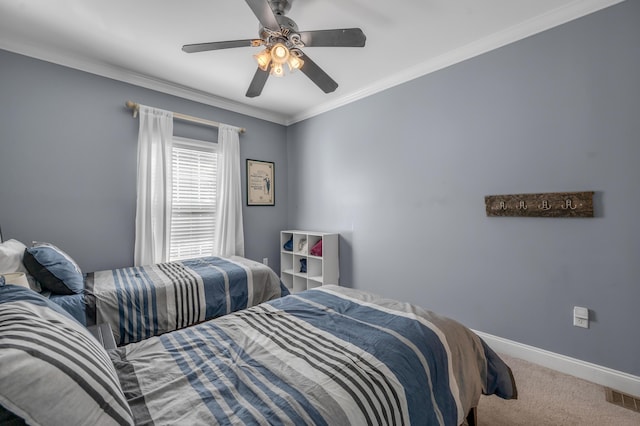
[23,242,84,295]
[0,286,134,426]
[0,239,28,273]
[0,239,40,292]
[0,273,29,289]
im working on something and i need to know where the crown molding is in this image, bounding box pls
[1,0,624,127]
[0,40,289,126]
[287,0,625,125]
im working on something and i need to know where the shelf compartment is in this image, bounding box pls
[280,274,293,292]
[293,276,307,293]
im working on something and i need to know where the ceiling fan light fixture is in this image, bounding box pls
[270,62,285,77]
[287,54,304,71]
[254,48,271,71]
[270,43,290,64]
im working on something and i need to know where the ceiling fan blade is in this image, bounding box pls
[246,67,270,98]
[245,0,280,31]
[298,52,338,94]
[182,40,256,53]
[298,28,366,47]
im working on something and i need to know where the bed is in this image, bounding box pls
[0,283,517,425]
[2,239,288,345]
[117,285,517,425]
[86,255,288,345]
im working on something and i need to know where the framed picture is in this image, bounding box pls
[246,159,275,206]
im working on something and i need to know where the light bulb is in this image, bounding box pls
[270,43,289,64]
[270,62,285,77]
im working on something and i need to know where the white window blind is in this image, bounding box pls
[170,137,217,261]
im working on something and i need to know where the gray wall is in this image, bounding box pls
[0,50,288,272]
[286,1,640,376]
[1,1,637,379]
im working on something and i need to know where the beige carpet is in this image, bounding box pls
[477,354,640,426]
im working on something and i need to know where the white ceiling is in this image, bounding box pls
[0,0,621,125]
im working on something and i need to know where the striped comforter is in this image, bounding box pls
[111,286,517,425]
[88,256,286,345]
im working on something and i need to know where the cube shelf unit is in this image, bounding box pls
[280,230,339,293]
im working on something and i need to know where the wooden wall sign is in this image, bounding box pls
[485,191,594,217]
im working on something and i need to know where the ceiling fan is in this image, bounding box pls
[182,0,366,98]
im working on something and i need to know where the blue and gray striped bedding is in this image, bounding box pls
[111,285,517,425]
[48,291,95,326]
[0,285,134,425]
[86,256,287,345]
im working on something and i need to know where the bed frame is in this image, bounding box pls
[466,407,478,426]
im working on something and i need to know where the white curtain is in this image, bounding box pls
[134,105,174,266]
[214,124,245,257]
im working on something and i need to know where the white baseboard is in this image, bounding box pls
[473,330,640,397]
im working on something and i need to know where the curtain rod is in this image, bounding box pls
[125,101,246,134]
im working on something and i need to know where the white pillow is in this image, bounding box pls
[0,239,41,292]
[0,239,28,273]
[0,272,29,289]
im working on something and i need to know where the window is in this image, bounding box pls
[170,137,217,261]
